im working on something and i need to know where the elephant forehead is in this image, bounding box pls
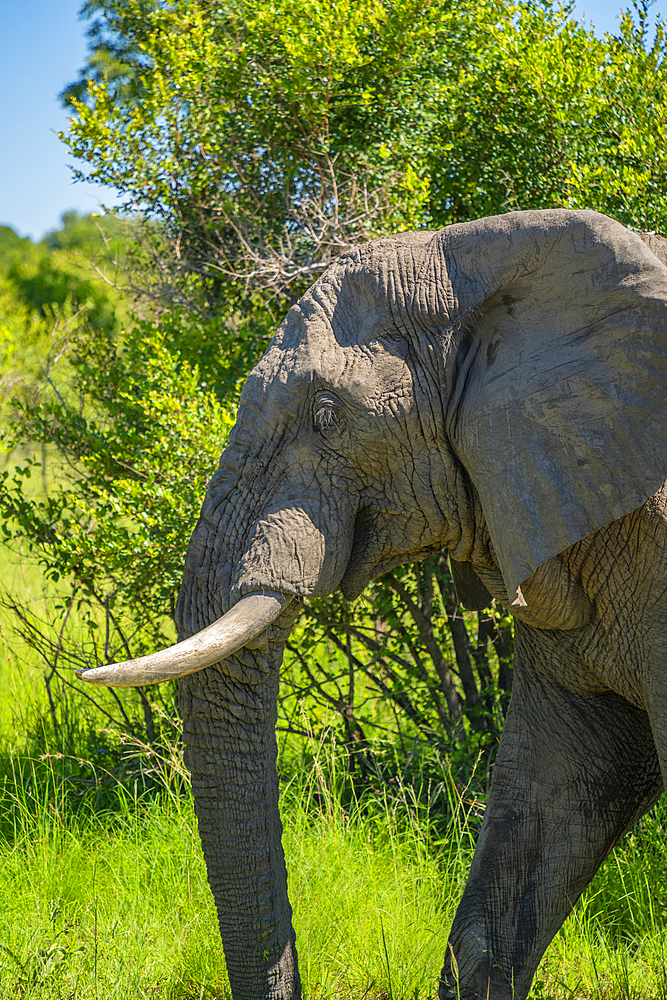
[243,326,415,414]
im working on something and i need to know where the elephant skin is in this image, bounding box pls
[163,211,667,999]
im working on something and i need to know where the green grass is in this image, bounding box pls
[0,736,465,999]
[0,778,224,997]
[1,579,667,998]
[0,700,666,1000]
[536,811,667,999]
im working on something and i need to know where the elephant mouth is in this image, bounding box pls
[339,507,444,600]
[78,508,439,690]
[76,590,294,688]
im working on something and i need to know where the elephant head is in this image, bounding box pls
[80,210,667,1000]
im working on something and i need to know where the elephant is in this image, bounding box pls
[79,208,667,1000]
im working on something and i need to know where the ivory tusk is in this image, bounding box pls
[76,591,293,688]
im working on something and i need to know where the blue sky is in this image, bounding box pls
[0,0,122,240]
[0,1,662,242]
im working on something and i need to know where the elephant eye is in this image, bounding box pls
[314,395,343,437]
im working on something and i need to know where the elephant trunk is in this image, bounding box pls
[172,487,318,1000]
[180,634,300,1000]
[78,423,351,997]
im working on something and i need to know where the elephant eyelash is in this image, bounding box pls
[314,400,342,436]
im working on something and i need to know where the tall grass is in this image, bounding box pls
[0,719,468,998]
[0,762,223,998]
[281,736,478,1000]
[537,802,667,999]
[0,646,666,998]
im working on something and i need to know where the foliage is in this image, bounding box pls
[62,0,453,308]
[60,0,154,108]
[0,214,127,408]
[1,213,126,326]
[61,0,667,313]
[42,208,128,258]
[282,556,513,793]
[437,1,667,231]
[0,319,242,735]
[0,678,666,998]
[5,0,667,770]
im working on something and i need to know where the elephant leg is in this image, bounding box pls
[440,628,663,1000]
[179,645,300,1000]
[643,678,667,792]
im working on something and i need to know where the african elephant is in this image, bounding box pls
[80,209,667,1000]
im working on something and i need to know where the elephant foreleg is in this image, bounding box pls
[440,627,663,1000]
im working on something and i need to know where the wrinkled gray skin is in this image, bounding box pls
[175,210,667,1000]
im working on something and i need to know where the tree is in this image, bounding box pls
[62,1,667,310]
[431,1,667,231]
[3,0,666,776]
[0,315,244,740]
[60,0,477,308]
[0,217,126,408]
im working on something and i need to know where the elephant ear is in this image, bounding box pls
[418,210,667,603]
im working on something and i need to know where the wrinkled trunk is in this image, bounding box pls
[180,638,299,1000]
[169,331,353,997]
